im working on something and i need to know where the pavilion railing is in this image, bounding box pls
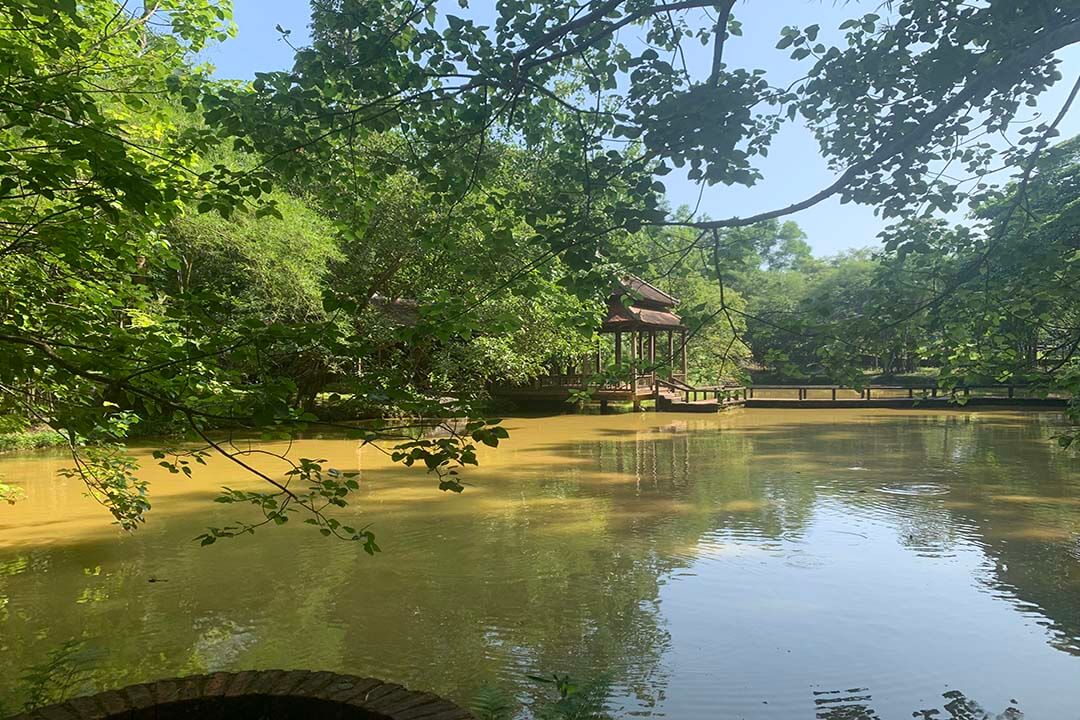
[532,371,682,392]
[534,374,590,387]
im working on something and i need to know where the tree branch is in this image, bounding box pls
[658,19,1080,230]
[709,0,737,85]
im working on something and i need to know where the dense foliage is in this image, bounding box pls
[1,0,1078,536]
[873,137,1080,437]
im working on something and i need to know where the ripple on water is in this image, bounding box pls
[783,550,828,570]
[875,483,951,497]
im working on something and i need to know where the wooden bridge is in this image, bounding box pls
[655,378,746,412]
[497,379,1067,412]
[740,384,1067,409]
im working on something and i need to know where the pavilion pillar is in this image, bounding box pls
[680,329,688,378]
[595,338,602,374]
[648,331,656,380]
[614,332,622,366]
[632,333,642,411]
[667,330,674,379]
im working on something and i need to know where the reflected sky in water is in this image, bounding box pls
[0,409,1078,718]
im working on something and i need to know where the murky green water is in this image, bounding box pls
[1,409,1079,718]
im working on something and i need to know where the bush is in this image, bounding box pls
[0,429,67,453]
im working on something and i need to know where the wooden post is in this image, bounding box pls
[1008,385,1015,399]
[680,329,688,378]
[831,388,837,401]
[630,334,639,388]
[908,387,914,398]
[932,386,938,398]
[595,338,602,374]
[667,330,674,379]
[866,387,872,400]
[614,332,622,367]
[749,387,754,399]
[648,331,656,380]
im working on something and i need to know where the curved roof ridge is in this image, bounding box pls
[620,274,679,306]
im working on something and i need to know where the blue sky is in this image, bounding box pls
[202,1,1080,256]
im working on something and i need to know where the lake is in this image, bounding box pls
[1,409,1079,719]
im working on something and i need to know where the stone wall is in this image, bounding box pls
[6,670,474,720]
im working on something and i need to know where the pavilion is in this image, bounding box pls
[497,275,691,407]
[599,275,688,383]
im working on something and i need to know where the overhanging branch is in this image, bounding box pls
[657,19,1080,231]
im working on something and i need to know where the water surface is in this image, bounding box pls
[1,409,1079,718]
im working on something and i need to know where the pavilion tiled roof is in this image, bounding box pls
[602,275,685,331]
[617,275,678,309]
[600,305,684,330]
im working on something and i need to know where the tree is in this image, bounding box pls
[0,1,507,542]
[865,137,1080,439]
[209,0,1080,279]
[0,0,267,529]
[210,0,1079,400]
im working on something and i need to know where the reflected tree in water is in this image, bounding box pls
[814,687,1023,720]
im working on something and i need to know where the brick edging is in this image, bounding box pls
[6,670,474,720]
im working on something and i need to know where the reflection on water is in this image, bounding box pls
[0,409,1078,718]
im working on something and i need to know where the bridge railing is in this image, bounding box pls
[657,381,749,404]
[696,385,750,403]
[745,384,1049,401]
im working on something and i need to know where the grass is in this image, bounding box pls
[0,428,68,453]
